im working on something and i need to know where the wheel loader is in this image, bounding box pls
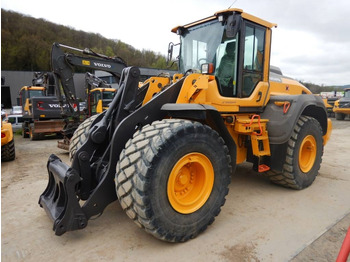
[1,118,16,162]
[333,88,350,120]
[39,8,332,242]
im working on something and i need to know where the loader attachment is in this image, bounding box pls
[39,154,87,235]
[39,66,184,235]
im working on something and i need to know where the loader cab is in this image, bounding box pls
[172,9,275,108]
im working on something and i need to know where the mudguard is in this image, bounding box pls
[161,103,237,168]
[261,94,328,144]
[260,94,329,172]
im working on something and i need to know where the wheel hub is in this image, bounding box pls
[167,153,214,214]
[299,135,317,173]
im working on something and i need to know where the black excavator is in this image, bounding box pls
[49,43,127,149]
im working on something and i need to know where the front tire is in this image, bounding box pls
[115,119,232,242]
[266,116,323,189]
[69,114,99,162]
[29,124,41,140]
[1,139,15,161]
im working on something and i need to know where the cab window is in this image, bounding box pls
[242,24,265,97]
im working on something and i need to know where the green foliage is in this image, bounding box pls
[1,9,176,71]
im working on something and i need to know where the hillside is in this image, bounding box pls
[1,9,348,91]
[300,81,349,94]
[1,9,171,72]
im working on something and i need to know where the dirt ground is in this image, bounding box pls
[1,119,350,261]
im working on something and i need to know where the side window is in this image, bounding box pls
[20,90,27,106]
[91,91,101,114]
[242,25,265,97]
[8,117,16,124]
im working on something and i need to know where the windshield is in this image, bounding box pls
[102,91,115,100]
[29,90,45,98]
[179,20,224,73]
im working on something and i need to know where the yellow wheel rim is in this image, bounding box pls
[167,153,214,214]
[299,135,317,173]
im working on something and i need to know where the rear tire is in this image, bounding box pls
[335,113,345,120]
[115,119,232,242]
[266,116,323,189]
[22,122,29,138]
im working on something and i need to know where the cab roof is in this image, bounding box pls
[90,88,116,92]
[21,86,46,90]
[171,8,277,33]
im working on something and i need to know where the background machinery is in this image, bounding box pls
[84,72,116,117]
[20,72,65,140]
[333,88,350,120]
[39,8,332,242]
[50,43,127,149]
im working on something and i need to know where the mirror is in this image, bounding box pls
[167,42,180,67]
[226,13,242,38]
[167,42,174,63]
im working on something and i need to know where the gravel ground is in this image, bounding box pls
[1,119,350,261]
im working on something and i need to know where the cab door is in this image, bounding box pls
[235,21,270,111]
[214,20,271,112]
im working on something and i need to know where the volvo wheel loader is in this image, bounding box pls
[39,8,332,242]
[1,117,15,162]
[333,88,350,120]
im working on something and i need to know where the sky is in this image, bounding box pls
[1,0,350,86]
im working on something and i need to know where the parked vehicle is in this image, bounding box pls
[6,114,24,132]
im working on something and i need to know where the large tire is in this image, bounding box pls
[69,114,99,162]
[1,139,15,162]
[115,119,232,242]
[22,122,29,138]
[29,124,41,140]
[335,113,345,120]
[266,116,323,189]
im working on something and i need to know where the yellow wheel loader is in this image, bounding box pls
[333,88,350,120]
[1,119,15,161]
[39,8,332,242]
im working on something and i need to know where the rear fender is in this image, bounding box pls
[261,94,329,172]
[261,95,328,144]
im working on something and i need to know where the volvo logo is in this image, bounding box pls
[93,62,112,68]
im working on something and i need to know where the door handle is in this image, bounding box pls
[256,91,262,102]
